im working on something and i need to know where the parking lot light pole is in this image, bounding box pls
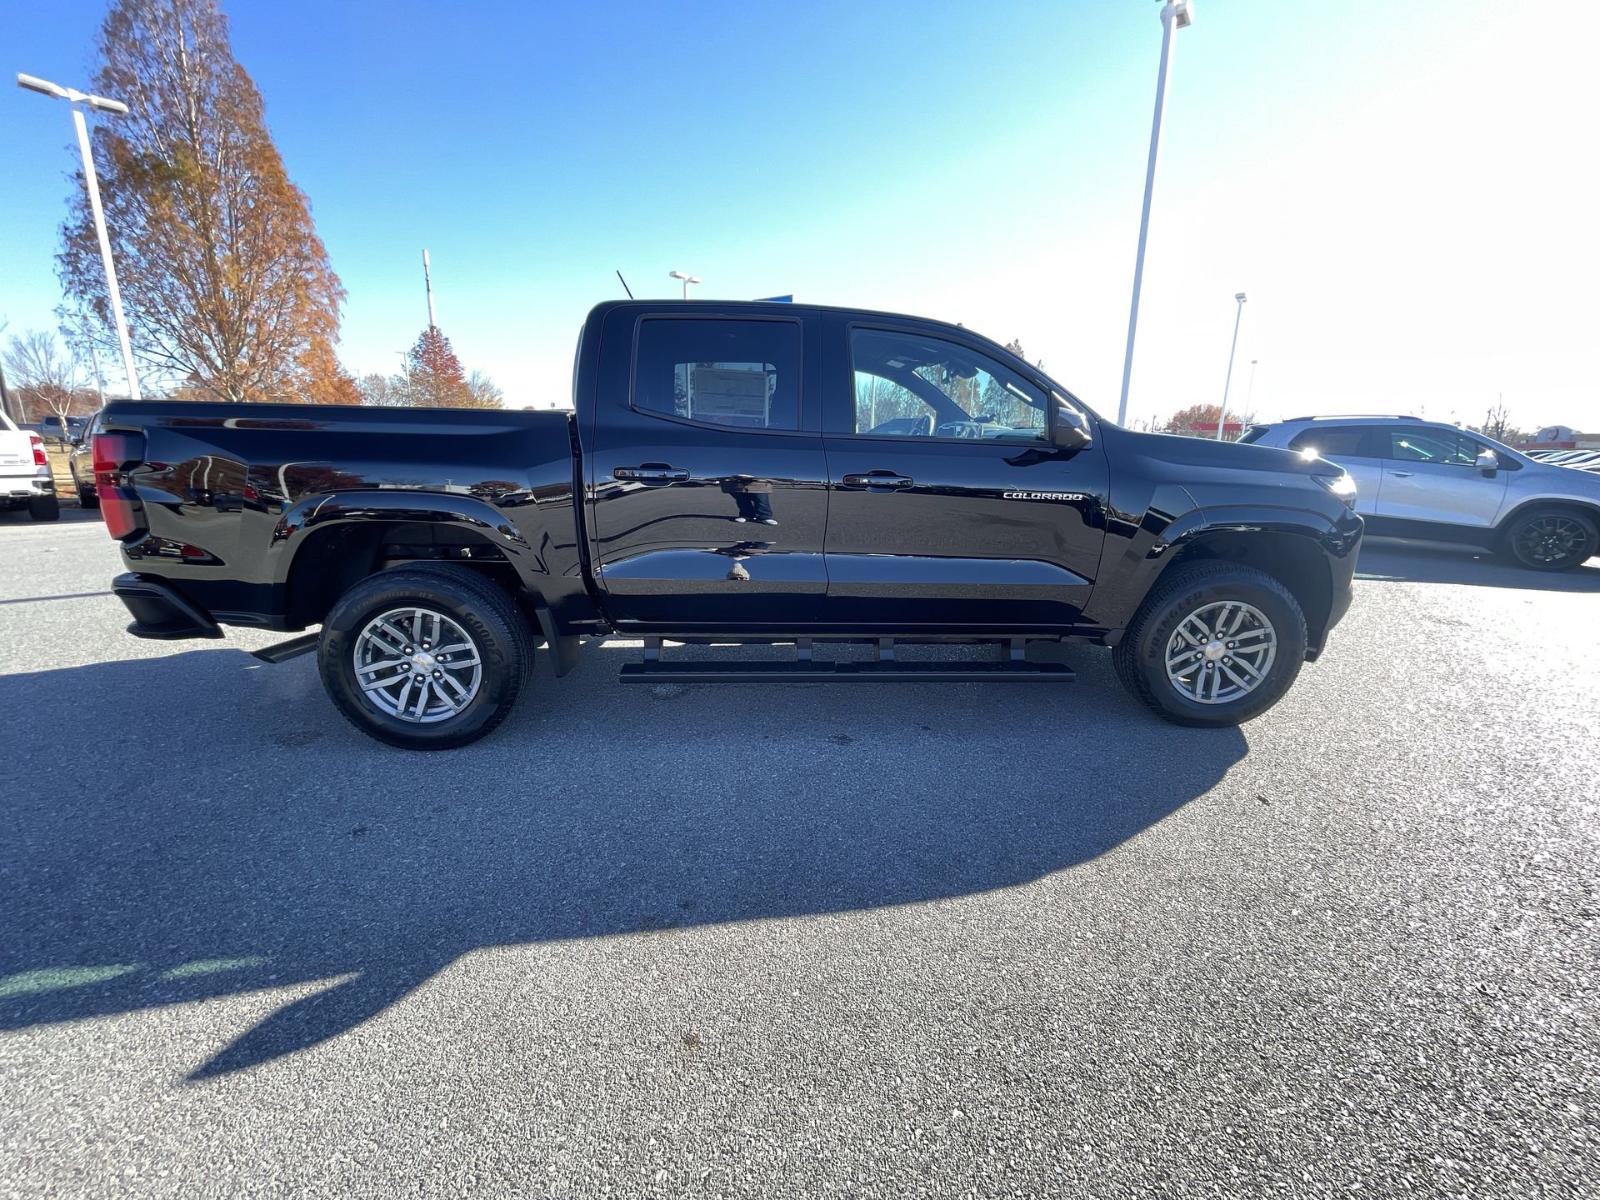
[1116,0,1193,427]
[1216,292,1247,441]
[16,72,141,402]
[669,270,701,300]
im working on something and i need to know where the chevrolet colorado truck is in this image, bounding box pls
[93,300,1362,749]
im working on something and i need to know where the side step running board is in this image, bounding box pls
[251,632,320,664]
[619,636,1075,684]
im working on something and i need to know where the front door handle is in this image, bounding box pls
[614,464,690,484]
[842,471,914,492]
[1390,470,1415,478]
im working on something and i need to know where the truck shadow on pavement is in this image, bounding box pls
[0,642,1245,1080]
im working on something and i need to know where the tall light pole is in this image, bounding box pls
[1116,0,1193,427]
[17,73,141,402]
[422,249,438,330]
[1215,292,1247,441]
[669,269,701,300]
[1244,358,1259,422]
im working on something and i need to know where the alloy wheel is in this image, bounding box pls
[1164,600,1278,704]
[352,606,483,723]
[1513,515,1589,567]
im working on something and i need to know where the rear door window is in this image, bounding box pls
[632,318,801,431]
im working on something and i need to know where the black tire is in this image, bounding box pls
[1500,507,1598,572]
[317,564,532,750]
[1112,562,1308,727]
[78,483,99,510]
[28,494,60,522]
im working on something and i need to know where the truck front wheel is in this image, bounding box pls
[317,564,532,750]
[1112,562,1307,727]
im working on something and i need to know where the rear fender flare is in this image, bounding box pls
[267,490,549,594]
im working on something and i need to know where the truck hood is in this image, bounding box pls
[1111,427,1341,480]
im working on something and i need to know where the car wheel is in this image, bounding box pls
[1113,562,1307,727]
[28,494,61,522]
[317,564,532,750]
[78,482,99,509]
[1502,508,1598,571]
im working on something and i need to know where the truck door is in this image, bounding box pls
[587,309,829,628]
[819,318,1109,628]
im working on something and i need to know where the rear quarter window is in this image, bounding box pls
[1288,427,1376,457]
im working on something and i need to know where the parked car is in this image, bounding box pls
[91,300,1363,749]
[24,415,89,446]
[0,409,60,521]
[1241,415,1600,571]
[67,409,106,508]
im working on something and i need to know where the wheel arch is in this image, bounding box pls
[274,490,552,631]
[1494,495,1600,538]
[1157,525,1335,655]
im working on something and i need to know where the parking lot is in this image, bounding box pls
[2,510,1596,1198]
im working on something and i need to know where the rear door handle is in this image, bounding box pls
[841,471,914,492]
[614,464,690,484]
[1389,471,1414,478]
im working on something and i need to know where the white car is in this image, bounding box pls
[0,409,61,521]
[1241,415,1600,571]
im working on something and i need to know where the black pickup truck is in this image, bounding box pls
[94,300,1362,749]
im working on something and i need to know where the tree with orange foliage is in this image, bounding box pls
[57,0,353,403]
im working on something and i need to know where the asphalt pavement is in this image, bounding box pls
[2,508,1596,1198]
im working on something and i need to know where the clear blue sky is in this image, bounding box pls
[3,0,1596,431]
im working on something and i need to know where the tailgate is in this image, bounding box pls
[0,429,34,469]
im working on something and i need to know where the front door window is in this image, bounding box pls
[850,328,1047,442]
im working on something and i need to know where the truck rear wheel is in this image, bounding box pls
[317,564,532,750]
[1112,562,1307,727]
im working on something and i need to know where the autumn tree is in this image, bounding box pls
[3,331,99,430]
[401,326,470,407]
[57,0,354,403]
[1163,403,1224,437]
[373,326,504,409]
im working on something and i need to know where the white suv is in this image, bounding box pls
[1242,415,1600,571]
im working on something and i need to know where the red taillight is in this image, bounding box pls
[29,433,48,466]
[91,432,147,541]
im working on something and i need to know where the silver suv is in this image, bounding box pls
[1242,415,1600,571]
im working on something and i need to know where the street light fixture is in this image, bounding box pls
[1115,0,1194,427]
[1216,292,1247,441]
[16,72,140,402]
[669,270,701,300]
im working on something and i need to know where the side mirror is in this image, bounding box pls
[1052,400,1093,450]
[1476,449,1499,477]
